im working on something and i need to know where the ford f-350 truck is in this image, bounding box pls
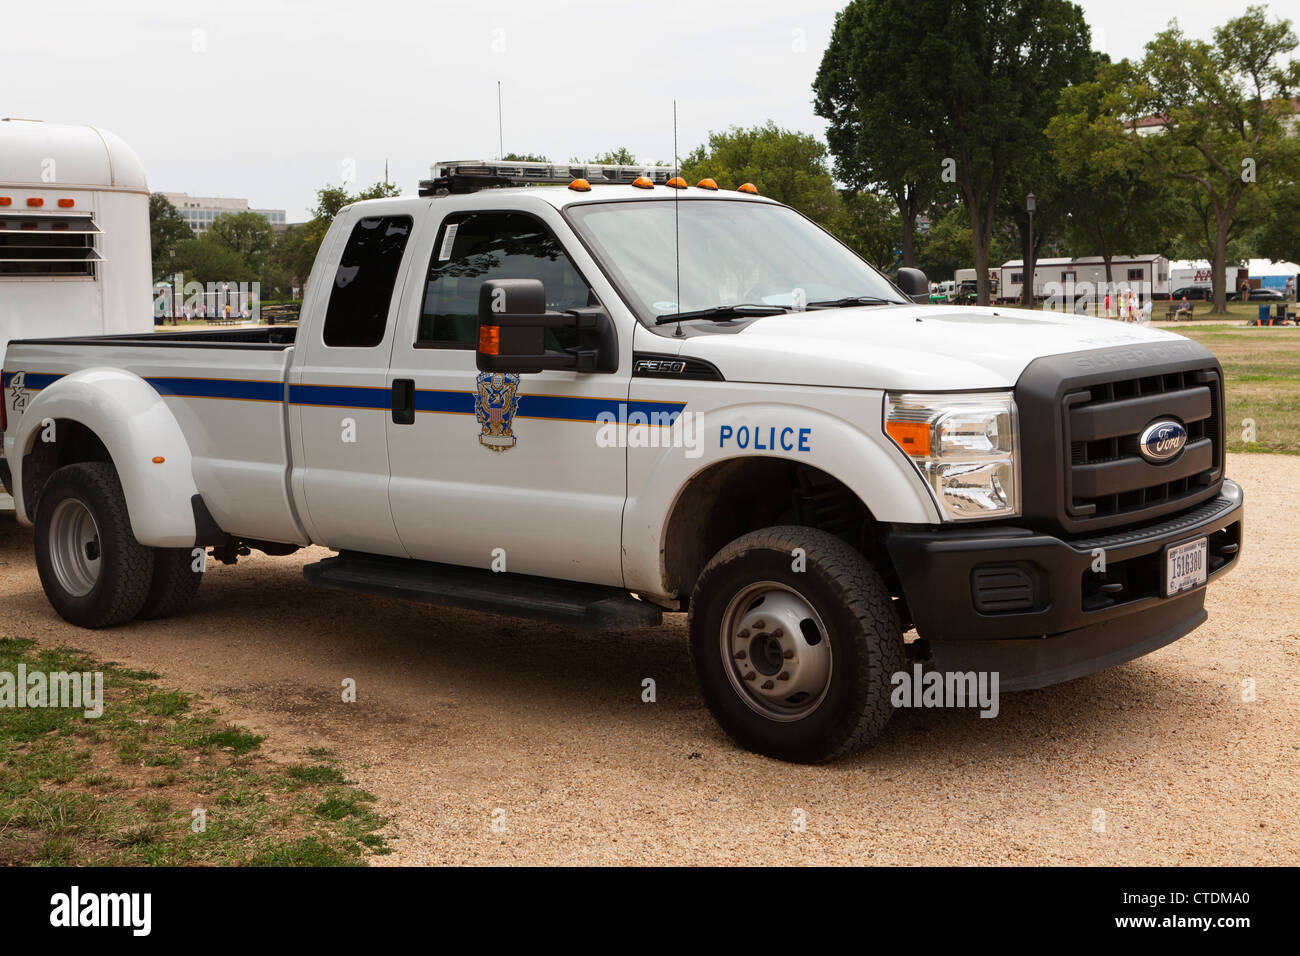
[0,161,1243,762]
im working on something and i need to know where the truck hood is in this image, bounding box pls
[675,304,1185,391]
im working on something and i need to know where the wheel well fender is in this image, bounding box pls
[13,368,202,547]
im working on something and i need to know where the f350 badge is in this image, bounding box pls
[475,371,522,451]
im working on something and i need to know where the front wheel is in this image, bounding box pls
[34,462,155,628]
[688,526,904,763]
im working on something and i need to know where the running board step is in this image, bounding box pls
[303,551,663,629]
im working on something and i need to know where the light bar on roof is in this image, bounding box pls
[420,160,675,195]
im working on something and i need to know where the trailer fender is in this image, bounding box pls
[12,367,204,547]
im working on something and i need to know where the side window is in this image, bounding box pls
[322,215,412,348]
[418,212,594,348]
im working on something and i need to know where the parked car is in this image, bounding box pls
[1169,286,1211,301]
[1,159,1244,763]
[1229,287,1284,301]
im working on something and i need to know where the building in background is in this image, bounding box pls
[161,192,286,235]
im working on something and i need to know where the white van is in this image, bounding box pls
[0,118,153,507]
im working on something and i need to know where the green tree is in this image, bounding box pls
[502,152,550,162]
[583,147,638,165]
[1100,7,1300,311]
[1251,180,1300,265]
[1048,62,1188,286]
[207,211,274,274]
[814,0,943,267]
[915,205,973,282]
[835,190,901,270]
[817,0,1094,304]
[148,193,193,280]
[679,122,843,227]
[170,237,253,287]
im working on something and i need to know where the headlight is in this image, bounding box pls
[885,392,1019,520]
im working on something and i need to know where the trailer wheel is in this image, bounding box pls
[688,526,904,763]
[137,548,203,620]
[34,462,154,629]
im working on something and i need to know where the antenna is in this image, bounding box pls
[673,100,683,338]
[497,81,504,160]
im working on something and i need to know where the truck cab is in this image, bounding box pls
[1,160,1244,762]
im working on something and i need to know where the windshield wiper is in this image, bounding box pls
[654,304,789,325]
[806,296,902,309]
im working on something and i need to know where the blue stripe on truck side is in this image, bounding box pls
[4,372,685,423]
[148,377,284,402]
[288,383,390,409]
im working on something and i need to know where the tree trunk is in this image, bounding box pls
[896,187,917,268]
[1211,216,1229,315]
[967,200,991,306]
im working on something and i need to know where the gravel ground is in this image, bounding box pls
[1,452,1295,865]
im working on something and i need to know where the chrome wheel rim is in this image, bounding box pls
[48,498,102,597]
[719,581,833,721]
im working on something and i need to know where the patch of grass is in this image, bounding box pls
[1170,325,1300,454]
[285,764,347,787]
[0,637,388,866]
[248,836,362,867]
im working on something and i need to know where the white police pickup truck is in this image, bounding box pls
[1,161,1243,762]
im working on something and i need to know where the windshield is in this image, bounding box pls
[565,199,906,322]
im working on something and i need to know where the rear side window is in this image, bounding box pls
[322,215,412,348]
[418,212,593,348]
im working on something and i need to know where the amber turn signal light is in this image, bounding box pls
[479,324,500,355]
[885,421,932,457]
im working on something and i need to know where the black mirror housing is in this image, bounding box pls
[896,267,929,303]
[475,278,616,374]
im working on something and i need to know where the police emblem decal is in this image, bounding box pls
[474,371,522,451]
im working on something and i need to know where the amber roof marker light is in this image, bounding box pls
[568,178,592,192]
[737,183,759,194]
[632,176,655,189]
[666,177,687,189]
[696,178,719,190]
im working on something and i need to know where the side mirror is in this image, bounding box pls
[475,278,617,374]
[895,267,929,303]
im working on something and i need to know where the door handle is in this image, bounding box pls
[391,379,415,425]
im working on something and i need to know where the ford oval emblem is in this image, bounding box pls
[1138,419,1188,462]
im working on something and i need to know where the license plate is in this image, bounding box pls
[1165,537,1208,596]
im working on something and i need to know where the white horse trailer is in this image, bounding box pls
[999,255,1171,304]
[0,118,153,508]
[0,119,152,357]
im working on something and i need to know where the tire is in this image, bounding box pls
[34,462,154,629]
[137,548,203,620]
[688,526,904,763]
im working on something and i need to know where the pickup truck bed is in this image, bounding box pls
[4,329,304,546]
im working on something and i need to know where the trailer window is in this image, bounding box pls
[0,215,102,277]
[322,215,412,348]
[1127,268,1143,281]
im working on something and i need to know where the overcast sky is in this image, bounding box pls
[0,0,1264,221]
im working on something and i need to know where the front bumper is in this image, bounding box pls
[885,479,1243,690]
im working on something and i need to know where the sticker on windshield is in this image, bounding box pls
[438,224,459,261]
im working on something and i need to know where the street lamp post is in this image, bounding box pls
[1026,193,1036,308]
